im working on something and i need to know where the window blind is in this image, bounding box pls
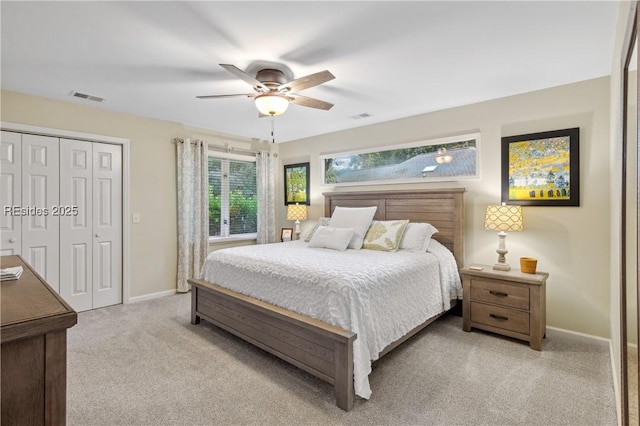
[208,156,257,238]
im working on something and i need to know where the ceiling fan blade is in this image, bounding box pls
[279,70,335,93]
[220,64,269,92]
[196,93,255,99]
[289,94,334,110]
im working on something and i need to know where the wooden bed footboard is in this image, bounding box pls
[188,278,357,411]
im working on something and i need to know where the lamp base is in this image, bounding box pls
[493,263,511,271]
[294,221,301,241]
[493,231,510,271]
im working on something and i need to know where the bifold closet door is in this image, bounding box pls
[60,139,93,311]
[92,142,122,309]
[0,131,21,256]
[21,134,59,292]
[1,131,59,289]
[60,139,122,311]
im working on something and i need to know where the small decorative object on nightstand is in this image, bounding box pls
[460,264,548,350]
[287,203,307,240]
[280,228,293,242]
[520,257,537,274]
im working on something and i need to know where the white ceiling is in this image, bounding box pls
[1,1,620,143]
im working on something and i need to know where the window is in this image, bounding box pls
[321,132,480,185]
[208,153,257,240]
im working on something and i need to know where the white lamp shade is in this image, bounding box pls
[484,205,523,231]
[287,204,308,221]
[255,94,289,116]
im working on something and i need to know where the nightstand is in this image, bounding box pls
[460,265,548,350]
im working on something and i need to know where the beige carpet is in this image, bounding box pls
[629,348,638,425]
[67,293,617,425]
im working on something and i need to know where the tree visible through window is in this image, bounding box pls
[208,156,257,238]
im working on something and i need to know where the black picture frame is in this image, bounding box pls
[284,162,310,205]
[280,228,293,242]
[501,127,580,206]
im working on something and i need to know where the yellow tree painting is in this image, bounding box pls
[502,128,579,206]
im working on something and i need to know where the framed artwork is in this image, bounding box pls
[280,227,293,242]
[501,127,580,206]
[284,162,310,205]
[320,133,479,186]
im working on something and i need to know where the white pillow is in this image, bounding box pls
[398,222,439,252]
[362,220,409,252]
[303,217,331,242]
[329,206,377,249]
[307,226,354,251]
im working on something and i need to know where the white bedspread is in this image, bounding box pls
[201,239,462,399]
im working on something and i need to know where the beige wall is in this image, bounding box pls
[0,89,256,298]
[0,75,614,338]
[278,76,612,338]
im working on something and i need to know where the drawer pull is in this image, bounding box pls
[490,313,509,321]
[489,290,508,297]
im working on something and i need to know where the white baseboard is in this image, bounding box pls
[127,289,177,303]
[546,325,611,343]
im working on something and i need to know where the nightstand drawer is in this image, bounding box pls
[470,279,529,310]
[470,302,529,335]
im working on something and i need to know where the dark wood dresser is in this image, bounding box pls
[1,255,77,425]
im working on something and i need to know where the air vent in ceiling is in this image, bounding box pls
[350,113,371,120]
[69,91,105,103]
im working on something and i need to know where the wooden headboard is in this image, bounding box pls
[323,188,465,268]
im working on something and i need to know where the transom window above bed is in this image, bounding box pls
[208,153,257,242]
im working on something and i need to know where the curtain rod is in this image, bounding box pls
[172,138,276,157]
[208,144,257,156]
[172,137,255,154]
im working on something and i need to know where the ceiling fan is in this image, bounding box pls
[197,64,335,116]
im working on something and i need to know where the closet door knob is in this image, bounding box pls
[95,233,101,238]
[9,238,16,243]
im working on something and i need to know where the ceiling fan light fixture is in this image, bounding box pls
[435,147,453,164]
[254,93,289,116]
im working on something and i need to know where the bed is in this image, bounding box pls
[188,188,465,411]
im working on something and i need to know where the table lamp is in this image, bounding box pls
[287,203,308,240]
[484,204,523,271]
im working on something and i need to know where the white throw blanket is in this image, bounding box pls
[201,239,462,399]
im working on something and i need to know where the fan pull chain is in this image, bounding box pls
[271,115,276,144]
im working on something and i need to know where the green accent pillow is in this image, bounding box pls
[362,220,409,251]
